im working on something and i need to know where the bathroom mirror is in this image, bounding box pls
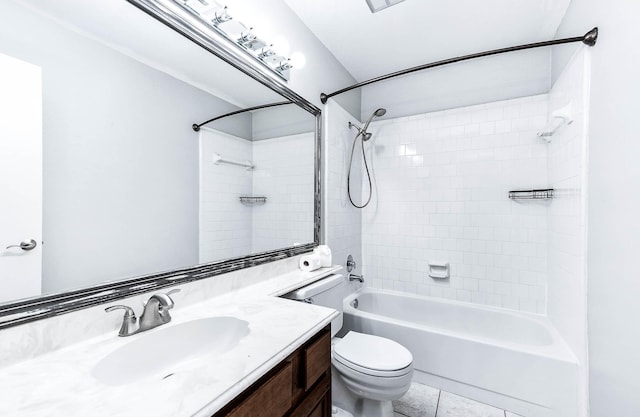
[0,0,320,328]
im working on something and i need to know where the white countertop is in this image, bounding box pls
[0,266,342,417]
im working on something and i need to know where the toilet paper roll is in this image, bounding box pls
[299,254,322,272]
[312,245,332,267]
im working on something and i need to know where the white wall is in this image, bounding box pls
[361,49,551,122]
[0,1,250,292]
[324,100,363,278]
[252,132,315,252]
[199,130,253,263]
[545,47,590,415]
[361,96,549,313]
[552,1,640,415]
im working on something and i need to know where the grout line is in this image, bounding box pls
[434,389,442,417]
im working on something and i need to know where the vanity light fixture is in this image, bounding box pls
[276,60,293,72]
[365,0,406,13]
[258,47,276,60]
[174,0,303,80]
[211,6,232,25]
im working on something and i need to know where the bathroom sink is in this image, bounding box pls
[92,316,250,386]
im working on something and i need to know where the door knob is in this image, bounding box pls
[6,239,37,251]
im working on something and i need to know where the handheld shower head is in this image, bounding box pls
[348,108,387,141]
[360,108,386,141]
[346,107,388,209]
[374,108,387,117]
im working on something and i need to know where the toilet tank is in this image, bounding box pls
[282,273,345,337]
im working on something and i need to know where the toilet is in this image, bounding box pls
[283,274,413,417]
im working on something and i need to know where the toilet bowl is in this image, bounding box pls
[282,273,413,417]
[331,332,413,417]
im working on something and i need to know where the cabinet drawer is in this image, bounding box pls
[304,330,331,391]
[226,361,293,417]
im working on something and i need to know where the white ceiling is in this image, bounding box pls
[15,0,284,108]
[284,0,573,119]
[284,0,571,81]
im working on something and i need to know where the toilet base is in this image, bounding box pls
[332,367,397,417]
[331,406,354,417]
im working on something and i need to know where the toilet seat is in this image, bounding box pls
[332,331,413,378]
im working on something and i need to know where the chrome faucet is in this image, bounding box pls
[349,274,365,283]
[104,305,138,337]
[138,289,180,332]
[105,288,180,337]
[346,255,364,283]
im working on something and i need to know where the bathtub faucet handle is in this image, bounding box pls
[349,273,364,283]
[346,255,357,272]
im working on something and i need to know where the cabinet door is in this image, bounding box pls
[305,392,331,417]
[289,374,331,417]
[303,331,331,391]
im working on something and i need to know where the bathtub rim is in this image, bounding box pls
[343,288,578,364]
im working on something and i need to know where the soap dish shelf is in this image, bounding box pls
[428,261,450,279]
[240,196,267,206]
[508,189,554,200]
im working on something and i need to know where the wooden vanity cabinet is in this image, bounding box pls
[213,325,332,417]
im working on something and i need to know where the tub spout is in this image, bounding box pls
[349,273,364,283]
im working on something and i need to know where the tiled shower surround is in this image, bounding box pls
[251,132,315,253]
[200,129,252,262]
[362,95,550,313]
[199,130,314,262]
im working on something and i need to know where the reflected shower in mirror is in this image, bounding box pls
[198,104,315,263]
[0,0,318,310]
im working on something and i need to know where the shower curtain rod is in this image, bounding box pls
[192,100,292,132]
[320,27,598,104]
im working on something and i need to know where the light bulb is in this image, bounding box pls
[289,51,306,69]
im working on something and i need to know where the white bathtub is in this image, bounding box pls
[341,289,579,417]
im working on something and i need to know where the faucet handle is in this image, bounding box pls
[160,288,181,308]
[105,304,135,317]
[166,288,181,297]
[105,305,138,337]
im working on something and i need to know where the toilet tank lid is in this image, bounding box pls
[284,274,344,300]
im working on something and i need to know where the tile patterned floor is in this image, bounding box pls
[392,383,524,417]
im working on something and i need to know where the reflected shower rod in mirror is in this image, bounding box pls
[192,100,292,132]
[320,27,599,104]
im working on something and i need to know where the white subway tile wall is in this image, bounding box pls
[252,132,315,253]
[362,95,549,313]
[199,129,253,262]
[199,130,316,262]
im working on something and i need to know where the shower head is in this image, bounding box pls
[360,108,387,141]
[348,108,387,141]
